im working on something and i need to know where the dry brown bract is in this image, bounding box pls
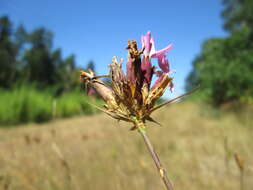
[80,40,172,129]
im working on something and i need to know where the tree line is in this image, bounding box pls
[0,15,95,94]
[186,0,253,106]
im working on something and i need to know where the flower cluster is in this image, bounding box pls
[80,31,174,129]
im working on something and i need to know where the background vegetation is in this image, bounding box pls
[1,0,253,126]
[186,0,253,106]
[0,16,100,126]
[0,86,100,125]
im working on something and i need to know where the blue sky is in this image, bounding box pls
[1,0,227,98]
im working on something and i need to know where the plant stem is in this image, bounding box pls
[137,122,174,190]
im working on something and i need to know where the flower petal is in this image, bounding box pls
[157,54,170,73]
[150,37,156,57]
[141,57,154,87]
[142,31,152,57]
[151,44,173,58]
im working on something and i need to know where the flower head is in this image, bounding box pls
[80,32,174,128]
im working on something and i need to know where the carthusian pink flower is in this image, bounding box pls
[80,31,176,126]
[80,31,198,190]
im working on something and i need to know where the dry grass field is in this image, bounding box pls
[0,102,252,190]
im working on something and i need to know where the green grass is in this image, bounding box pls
[0,86,101,126]
[56,91,99,117]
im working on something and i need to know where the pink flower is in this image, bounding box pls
[141,31,174,91]
[141,31,172,75]
[156,53,170,73]
[141,31,173,58]
[141,57,154,87]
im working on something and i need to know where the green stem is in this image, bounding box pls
[137,122,174,190]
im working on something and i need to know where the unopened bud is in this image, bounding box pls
[80,70,115,103]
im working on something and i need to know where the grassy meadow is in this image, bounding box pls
[0,102,252,190]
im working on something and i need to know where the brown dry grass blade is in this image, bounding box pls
[150,85,200,114]
[93,75,110,79]
[92,80,110,87]
[145,116,162,126]
[130,126,137,130]
[85,101,132,122]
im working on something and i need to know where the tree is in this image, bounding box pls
[22,28,56,86]
[0,16,17,88]
[55,54,77,92]
[14,24,28,59]
[85,60,95,72]
[186,0,253,105]
[222,0,253,32]
[0,16,82,93]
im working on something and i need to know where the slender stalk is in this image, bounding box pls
[136,122,174,190]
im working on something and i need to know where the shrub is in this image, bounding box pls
[0,86,101,126]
